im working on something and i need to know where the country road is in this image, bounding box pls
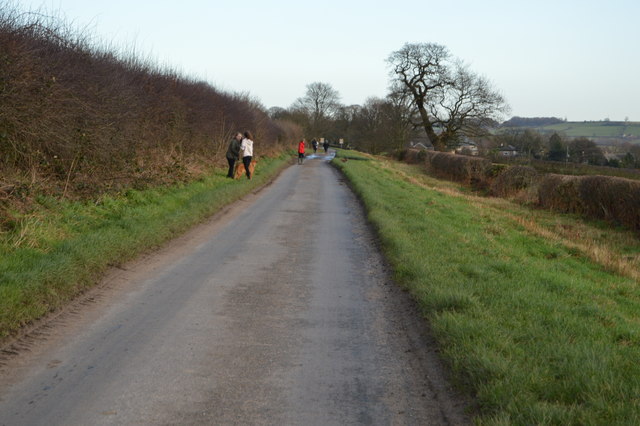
[0,152,469,425]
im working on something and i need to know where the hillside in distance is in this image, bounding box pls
[502,117,640,143]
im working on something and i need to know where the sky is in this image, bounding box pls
[10,0,640,121]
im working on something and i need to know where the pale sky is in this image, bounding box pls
[11,0,640,121]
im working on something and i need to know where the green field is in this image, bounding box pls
[498,158,640,181]
[0,154,291,340]
[537,122,640,139]
[333,151,640,424]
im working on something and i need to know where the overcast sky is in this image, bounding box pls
[12,0,640,121]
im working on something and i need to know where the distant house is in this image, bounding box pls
[603,152,624,162]
[498,144,518,157]
[409,141,433,150]
[455,138,479,156]
[408,128,435,151]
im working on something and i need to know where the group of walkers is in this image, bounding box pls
[297,138,330,164]
[311,138,329,154]
[226,132,331,172]
[226,131,254,179]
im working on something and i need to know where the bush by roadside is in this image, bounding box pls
[426,151,491,188]
[0,4,301,204]
[403,149,491,187]
[539,174,640,231]
[397,148,640,232]
[490,165,539,199]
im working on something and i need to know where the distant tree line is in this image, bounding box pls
[501,117,565,127]
[494,129,640,168]
[270,83,417,154]
[272,43,509,154]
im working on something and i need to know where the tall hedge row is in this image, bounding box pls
[400,149,640,231]
[0,6,300,198]
[538,174,640,230]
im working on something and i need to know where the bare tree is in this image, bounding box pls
[347,94,416,154]
[291,82,341,137]
[383,90,416,151]
[356,97,386,153]
[387,43,450,149]
[429,65,509,147]
[388,42,509,151]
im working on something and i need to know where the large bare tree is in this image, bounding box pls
[291,82,341,137]
[388,42,509,151]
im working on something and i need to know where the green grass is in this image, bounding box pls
[333,153,640,425]
[533,122,640,140]
[0,154,291,340]
[334,149,371,161]
[510,159,640,181]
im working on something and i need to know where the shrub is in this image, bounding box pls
[487,163,509,178]
[538,174,640,230]
[0,5,301,200]
[402,149,423,164]
[393,149,408,162]
[424,151,491,187]
[579,176,640,230]
[538,174,582,213]
[491,166,540,198]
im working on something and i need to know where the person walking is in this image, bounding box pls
[240,131,254,180]
[297,139,306,164]
[312,139,318,153]
[323,140,329,153]
[225,132,242,178]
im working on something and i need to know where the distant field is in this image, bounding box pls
[532,122,640,139]
[495,158,640,181]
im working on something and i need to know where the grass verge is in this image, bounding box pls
[333,151,640,425]
[0,154,291,340]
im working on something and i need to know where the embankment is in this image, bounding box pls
[333,151,640,424]
[401,149,640,231]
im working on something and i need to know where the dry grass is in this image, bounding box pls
[399,148,640,233]
[509,214,640,281]
[335,151,640,424]
[378,159,640,282]
[538,174,640,231]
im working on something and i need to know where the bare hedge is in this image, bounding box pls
[397,148,640,231]
[423,151,492,187]
[539,174,640,230]
[0,6,301,198]
[400,149,426,164]
[490,166,539,198]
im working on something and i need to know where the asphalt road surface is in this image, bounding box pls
[0,152,469,425]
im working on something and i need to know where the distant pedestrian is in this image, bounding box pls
[240,131,254,179]
[298,139,306,164]
[312,139,318,153]
[225,132,242,178]
[323,140,329,153]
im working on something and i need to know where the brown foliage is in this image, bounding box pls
[0,6,300,200]
[401,149,426,164]
[423,151,491,187]
[397,147,640,232]
[490,166,539,198]
[538,174,640,230]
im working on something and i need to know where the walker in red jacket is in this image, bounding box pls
[297,140,305,165]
